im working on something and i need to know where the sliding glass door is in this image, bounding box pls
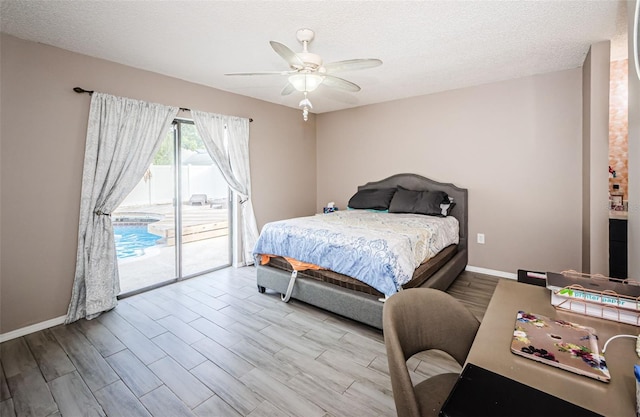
[178,122,231,276]
[113,119,231,295]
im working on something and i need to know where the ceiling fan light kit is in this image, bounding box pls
[288,73,325,92]
[225,28,382,121]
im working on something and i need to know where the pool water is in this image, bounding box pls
[114,225,162,259]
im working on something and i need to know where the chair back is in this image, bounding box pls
[383,288,480,417]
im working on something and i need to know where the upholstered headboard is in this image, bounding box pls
[357,173,468,251]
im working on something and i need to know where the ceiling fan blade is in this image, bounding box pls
[323,74,361,92]
[270,41,304,68]
[281,83,296,96]
[224,71,292,76]
[323,59,382,73]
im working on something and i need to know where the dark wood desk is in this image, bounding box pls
[466,279,640,417]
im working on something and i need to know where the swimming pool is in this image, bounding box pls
[114,225,162,259]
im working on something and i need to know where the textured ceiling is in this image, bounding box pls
[0,0,629,114]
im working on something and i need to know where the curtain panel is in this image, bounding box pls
[66,93,178,323]
[192,110,259,265]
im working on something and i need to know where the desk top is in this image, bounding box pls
[466,279,640,417]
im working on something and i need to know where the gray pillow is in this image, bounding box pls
[347,188,397,210]
[389,187,449,216]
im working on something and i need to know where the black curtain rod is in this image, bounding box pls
[73,87,253,122]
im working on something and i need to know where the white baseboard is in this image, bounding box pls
[465,265,517,280]
[0,315,66,343]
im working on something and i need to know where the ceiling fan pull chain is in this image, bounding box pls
[298,91,312,121]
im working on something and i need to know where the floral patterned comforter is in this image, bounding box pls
[253,210,459,296]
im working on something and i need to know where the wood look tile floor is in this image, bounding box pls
[0,268,500,417]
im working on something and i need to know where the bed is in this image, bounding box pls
[254,173,468,329]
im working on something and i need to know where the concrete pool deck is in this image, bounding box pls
[117,235,230,293]
[114,203,231,294]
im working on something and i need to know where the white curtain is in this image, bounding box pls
[192,110,259,265]
[66,93,179,323]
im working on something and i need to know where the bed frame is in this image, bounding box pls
[255,173,468,329]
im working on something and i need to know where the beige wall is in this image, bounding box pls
[0,34,317,334]
[581,41,611,275]
[316,69,584,275]
[582,50,593,273]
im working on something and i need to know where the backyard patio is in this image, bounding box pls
[114,202,231,294]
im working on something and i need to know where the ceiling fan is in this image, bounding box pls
[225,28,382,121]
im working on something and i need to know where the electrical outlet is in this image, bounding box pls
[477,233,485,244]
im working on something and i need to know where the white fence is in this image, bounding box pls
[121,165,228,207]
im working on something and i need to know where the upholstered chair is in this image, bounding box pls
[383,288,480,417]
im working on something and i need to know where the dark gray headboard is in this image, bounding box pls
[358,173,468,251]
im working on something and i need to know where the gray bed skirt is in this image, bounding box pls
[256,248,468,329]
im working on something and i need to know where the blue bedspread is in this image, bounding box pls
[253,210,459,296]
